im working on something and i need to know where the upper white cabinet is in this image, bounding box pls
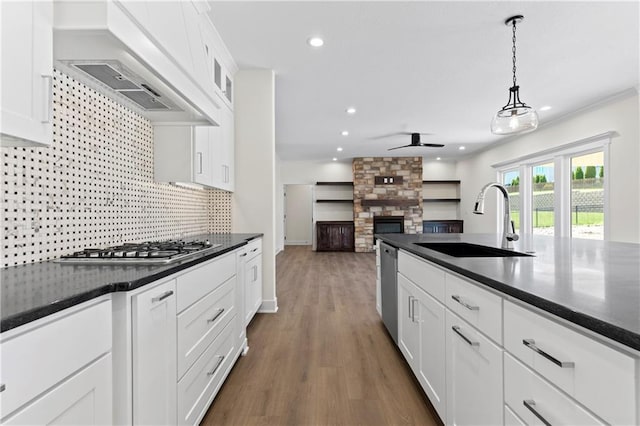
[212,103,235,191]
[0,0,53,147]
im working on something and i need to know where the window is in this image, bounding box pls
[571,151,605,240]
[495,133,611,240]
[501,169,520,231]
[532,162,554,236]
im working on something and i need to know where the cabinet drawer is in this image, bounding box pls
[177,276,236,379]
[177,252,235,313]
[177,317,236,426]
[504,300,637,425]
[246,238,262,260]
[0,299,111,418]
[445,273,502,343]
[398,251,445,302]
[505,353,604,426]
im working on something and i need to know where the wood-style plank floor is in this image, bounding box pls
[201,246,440,425]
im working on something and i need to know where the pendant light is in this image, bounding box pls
[491,15,539,135]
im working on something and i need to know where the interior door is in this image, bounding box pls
[284,184,313,245]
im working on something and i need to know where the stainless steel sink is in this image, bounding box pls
[415,242,532,258]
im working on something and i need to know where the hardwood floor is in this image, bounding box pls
[201,246,440,425]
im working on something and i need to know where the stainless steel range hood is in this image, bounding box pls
[53,1,221,125]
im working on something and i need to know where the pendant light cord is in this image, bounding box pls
[512,19,518,87]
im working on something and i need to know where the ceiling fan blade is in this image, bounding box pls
[387,145,412,151]
[371,131,433,140]
[419,143,445,148]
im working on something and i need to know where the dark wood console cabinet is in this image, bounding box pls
[316,221,355,252]
[422,220,464,234]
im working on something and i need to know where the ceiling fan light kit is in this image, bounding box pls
[491,15,539,136]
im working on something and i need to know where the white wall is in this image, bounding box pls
[275,154,284,253]
[422,160,457,180]
[458,90,640,243]
[232,69,278,313]
[280,159,352,184]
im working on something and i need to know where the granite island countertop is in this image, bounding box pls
[376,233,640,352]
[1,233,262,332]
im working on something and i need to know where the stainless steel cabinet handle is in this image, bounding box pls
[152,290,174,303]
[239,253,247,257]
[451,295,479,311]
[0,384,5,393]
[207,355,225,376]
[251,248,258,253]
[523,339,574,368]
[207,308,225,324]
[411,298,418,323]
[197,152,203,174]
[452,325,480,346]
[523,400,552,426]
[253,265,257,281]
[408,296,414,318]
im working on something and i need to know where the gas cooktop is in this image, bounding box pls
[55,240,222,264]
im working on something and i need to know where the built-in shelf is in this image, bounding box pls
[316,199,354,203]
[423,198,461,203]
[316,181,353,186]
[422,180,461,184]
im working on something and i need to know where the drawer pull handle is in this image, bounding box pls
[451,295,479,311]
[0,384,5,393]
[523,339,574,368]
[207,308,225,324]
[239,253,247,257]
[523,400,552,426]
[207,355,225,376]
[251,248,258,252]
[452,325,480,346]
[152,290,174,303]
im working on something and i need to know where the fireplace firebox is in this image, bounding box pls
[373,216,404,234]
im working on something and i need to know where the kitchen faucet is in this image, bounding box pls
[473,182,519,249]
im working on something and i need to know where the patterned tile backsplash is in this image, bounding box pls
[1,70,231,267]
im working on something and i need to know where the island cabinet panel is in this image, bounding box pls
[316,221,354,252]
[445,310,503,426]
[504,300,637,426]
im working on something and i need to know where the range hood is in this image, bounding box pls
[53,1,220,125]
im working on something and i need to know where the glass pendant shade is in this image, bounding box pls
[491,85,539,135]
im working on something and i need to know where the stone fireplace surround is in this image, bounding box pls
[353,157,423,252]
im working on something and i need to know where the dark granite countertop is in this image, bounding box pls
[1,233,262,333]
[376,233,640,352]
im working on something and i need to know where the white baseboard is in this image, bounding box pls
[285,241,310,245]
[258,298,278,313]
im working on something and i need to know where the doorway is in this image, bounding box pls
[284,184,313,245]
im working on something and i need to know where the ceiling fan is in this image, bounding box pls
[379,132,445,151]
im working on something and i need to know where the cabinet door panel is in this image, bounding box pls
[193,126,213,186]
[3,354,112,425]
[182,2,212,95]
[133,279,177,425]
[145,2,192,74]
[445,310,503,426]
[397,274,419,372]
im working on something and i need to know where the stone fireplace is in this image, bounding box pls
[353,157,423,252]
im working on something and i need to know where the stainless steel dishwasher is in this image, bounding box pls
[380,242,398,343]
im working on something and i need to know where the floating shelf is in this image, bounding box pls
[316,199,354,203]
[316,181,353,186]
[422,180,461,184]
[423,198,461,203]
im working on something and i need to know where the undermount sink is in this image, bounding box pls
[415,242,533,258]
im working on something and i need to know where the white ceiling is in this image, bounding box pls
[209,1,639,162]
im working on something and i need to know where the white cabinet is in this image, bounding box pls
[0,0,53,147]
[445,310,503,426]
[132,279,177,425]
[397,274,420,369]
[0,298,112,424]
[154,125,218,189]
[244,238,263,325]
[210,104,234,191]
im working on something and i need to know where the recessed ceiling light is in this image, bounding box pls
[337,147,343,152]
[307,37,324,47]
[346,107,356,114]
[436,157,441,161]
[341,131,349,136]
[332,157,338,161]
[459,146,466,150]
[540,105,552,111]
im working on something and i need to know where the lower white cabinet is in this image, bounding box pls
[244,238,263,325]
[0,298,112,424]
[445,310,503,426]
[397,274,420,369]
[132,279,177,425]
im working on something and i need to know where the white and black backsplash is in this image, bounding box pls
[1,70,231,267]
